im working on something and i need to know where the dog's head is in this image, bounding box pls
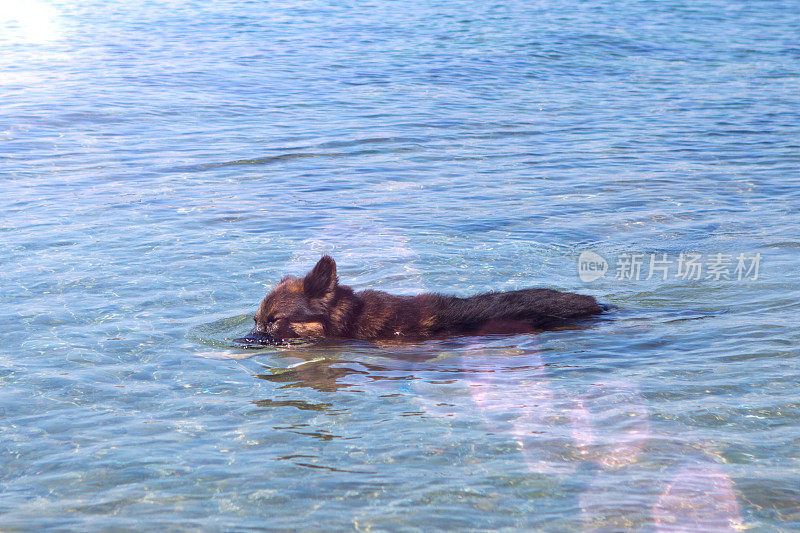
[238,255,341,345]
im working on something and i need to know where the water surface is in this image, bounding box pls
[1,0,799,530]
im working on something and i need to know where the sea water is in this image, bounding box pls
[1,0,799,529]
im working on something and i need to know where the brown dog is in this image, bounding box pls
[237,256,607,345]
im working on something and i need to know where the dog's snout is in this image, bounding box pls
[249,325,271,338]
[254,320,279,334]
[233,325,276,347]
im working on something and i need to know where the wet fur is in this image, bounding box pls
[242,255,606,343]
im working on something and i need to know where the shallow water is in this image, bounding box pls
[2,0,799,530]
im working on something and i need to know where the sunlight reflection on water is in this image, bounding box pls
[0,0,63,44]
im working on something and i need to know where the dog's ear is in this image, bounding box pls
[303,255,338,298]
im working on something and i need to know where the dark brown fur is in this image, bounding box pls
[241,255,606,343]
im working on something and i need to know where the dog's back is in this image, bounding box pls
[348,288,604,339]
[432,288,605,332]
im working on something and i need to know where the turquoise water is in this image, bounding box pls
[2,0,799,529]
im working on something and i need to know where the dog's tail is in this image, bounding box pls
[435,288,607,330]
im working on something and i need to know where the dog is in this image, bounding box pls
[236,255,607,345]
